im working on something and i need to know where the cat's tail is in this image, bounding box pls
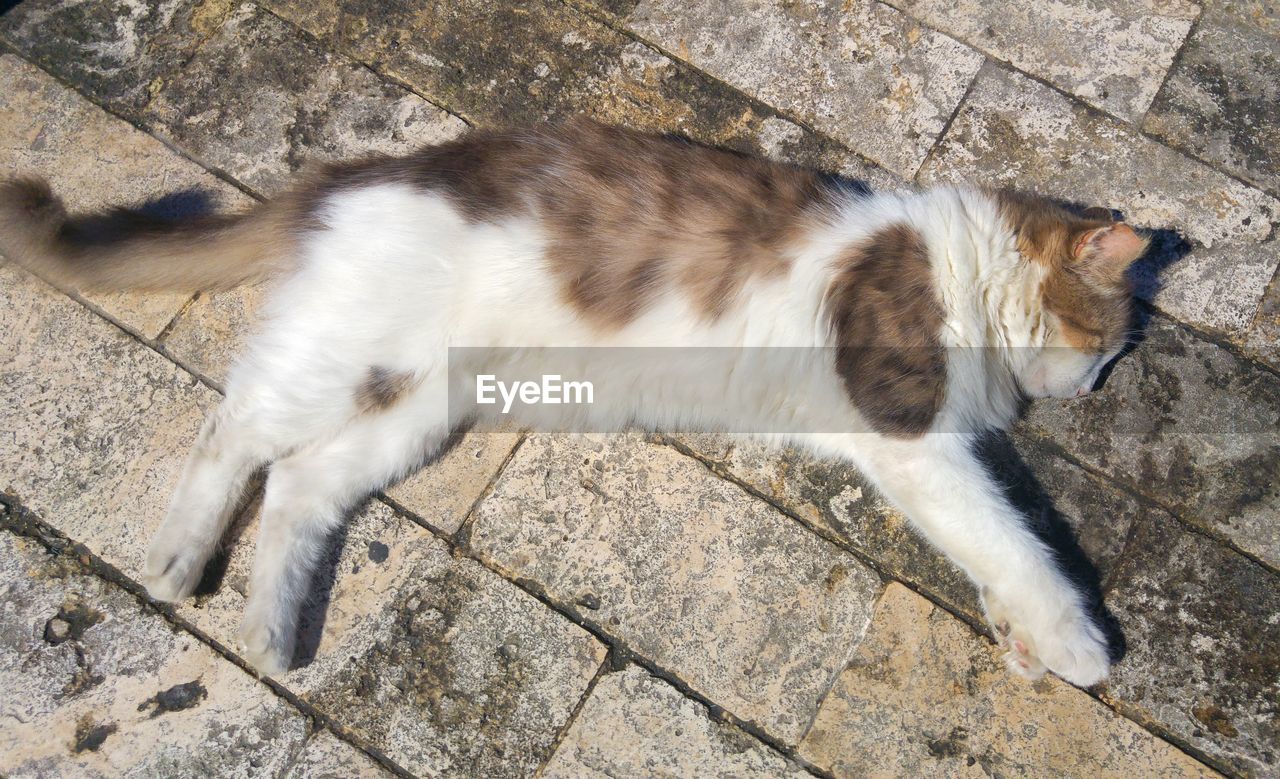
[0,177,295,292]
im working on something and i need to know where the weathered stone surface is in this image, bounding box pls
[0,530,310,777]
[799,584,1218,778]
[1105,518,1280,777]
[468,433,883,743]
[1021,316,1280,569]
[6,1,1280,773]
[1240,270,1280,371]
[0,0,231,116]
[159,497,606,779]
[921,63,1280,334]
[0,263,218,568]
[262,0,901,189]
[287,502,606,779]
[284,730,393,778]
[669,433,1146,624]
[0,53,249,338]
[622,0,983,178]
[1145,0,1280,195]
[146,2,467,194]
[160,286,269,386]
[2,259,593,776]
[542,665,808,778]
[887,0,1198,120]
[384,430,522,535]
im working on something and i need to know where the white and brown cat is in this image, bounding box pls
[0,119,1149,684]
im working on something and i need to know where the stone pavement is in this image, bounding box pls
[0,0,1276,776]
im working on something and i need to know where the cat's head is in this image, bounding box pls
[996,190,1150,399]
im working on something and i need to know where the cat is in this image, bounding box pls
[0,119,1149,685]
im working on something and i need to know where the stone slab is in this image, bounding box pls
[542,665,808,778]
[383,430,522,536]
[278,501,607,779]
[1145,0,1280,195]
[159,285,269,387]
[799,583,1219,778]
[0,263,219,568]
[1239,270,1280,372]
[1105,517,1280,777]
[1020,316,1280,570]
[468,432,883,744]
[0,0,231,116]
[119,491,604,779]
[283,730,392,778]
[623,0,984,178]
[888,0,1198,120]
[921,63,1280,334]
[170,497,606,778]
[0,53,249,338]
[145,2,467,194]
[4,0,904,190]
[0,529,311,777]
[261,0,901,189]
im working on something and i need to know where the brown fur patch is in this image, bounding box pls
[992,189,1139,353]
[301,120,837,326]
[355,366,415,413]
[827,223,947,437]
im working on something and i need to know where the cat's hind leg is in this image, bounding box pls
[234,372,451,675]
[143,392,284,602]
[142,343,364,602]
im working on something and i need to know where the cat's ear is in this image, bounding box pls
[1072,222,1148,281]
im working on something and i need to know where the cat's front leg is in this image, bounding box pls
[832,433,1111,687]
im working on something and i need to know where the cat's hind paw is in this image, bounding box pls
[237,617,293,677]
[142,546,206,603]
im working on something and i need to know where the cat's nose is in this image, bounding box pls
[1075,386,1089,397]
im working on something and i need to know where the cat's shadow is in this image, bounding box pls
[64,189,223,246]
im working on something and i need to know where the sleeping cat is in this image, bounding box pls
[0,119,1148,686]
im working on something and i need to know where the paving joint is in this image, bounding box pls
[1018,424,1280,581]
[253,3,475,129]
[376,494,833,776]
[912,54,985,185]
[555,0,897,178]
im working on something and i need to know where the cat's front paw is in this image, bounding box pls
[1035,612,1110,687]
[981,586,1110,688]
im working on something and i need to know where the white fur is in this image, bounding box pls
[143,183,1111,686]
